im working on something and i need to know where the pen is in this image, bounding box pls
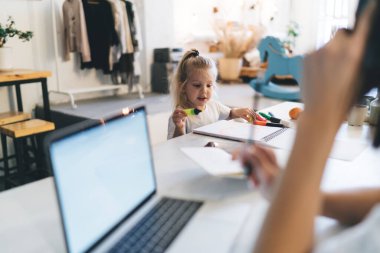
[259,112,277,121]
[259,112,272,121]
[254,120,285,128]
[258,112,291,128]
[244,92,260,177]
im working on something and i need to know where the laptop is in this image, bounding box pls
[44,106,251,253]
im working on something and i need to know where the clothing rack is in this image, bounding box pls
[49,85,120,108]
[49,0,144,109]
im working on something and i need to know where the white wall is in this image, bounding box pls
[172,0,291,48]
[0,0,52,113]
[288,0,319,54]
[0,0,149,114]
[142,0,175,88]
[290,0,360,54]
[3,0,358,115]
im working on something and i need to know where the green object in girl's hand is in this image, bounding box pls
[184,108,202,116]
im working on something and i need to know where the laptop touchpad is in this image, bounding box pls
[167,202,251,253]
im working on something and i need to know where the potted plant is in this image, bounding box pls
[283,21,300,54]
[212,7,263,81]
[0,16,33,71]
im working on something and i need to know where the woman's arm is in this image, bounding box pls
[254,117,336,253]
[252,4,375,253]
[241,146,380,226]
[240,146,380,228]
[322,188,380,225]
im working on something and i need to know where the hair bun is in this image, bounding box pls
[191,49,199,57]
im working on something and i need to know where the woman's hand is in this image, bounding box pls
[234,144,281,200]
[172,107,187,135]
[230,108,256,122]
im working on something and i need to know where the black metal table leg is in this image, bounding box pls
[14,138,25,185]
[41,78,51,121]
[1,78,52,121]
[1,134,9,189]
[15,84,23,112]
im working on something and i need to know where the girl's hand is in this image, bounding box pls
[172,107,187,131]
[230,108,256,122]
[234,144,281,200]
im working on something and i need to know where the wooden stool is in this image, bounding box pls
[0,112,31,190]
[0,111,31,125]
[0,119,55,189]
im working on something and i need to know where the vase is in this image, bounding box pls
[0,47,13,71]
[218,58,242,81]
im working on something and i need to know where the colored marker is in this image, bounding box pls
[259,112,291,128]
[254,120,285,128]
[258,112,271,121]
[254,112,266,122]
[268,112,275,117]
[278,119,291,128]
[184,108,202,115]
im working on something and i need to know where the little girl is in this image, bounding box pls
[167,49,256,139]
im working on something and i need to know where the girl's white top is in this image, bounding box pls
[167,100,231,139]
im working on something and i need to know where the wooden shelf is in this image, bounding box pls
[0,69,51,82]
[239,67,265,78]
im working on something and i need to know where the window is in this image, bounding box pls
[316,0,358,48]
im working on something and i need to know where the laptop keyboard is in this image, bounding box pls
[109,197,203,253]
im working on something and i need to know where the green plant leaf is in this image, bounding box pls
[0,16,33,47]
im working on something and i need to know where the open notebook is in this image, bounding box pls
[193,120,367,161]
[193,120,287,142]
[193,119,290,145]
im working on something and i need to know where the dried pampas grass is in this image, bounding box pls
[214,21,264,58]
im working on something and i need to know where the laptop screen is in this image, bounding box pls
[48,108,156,253]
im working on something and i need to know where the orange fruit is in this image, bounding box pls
[289,107,302,120]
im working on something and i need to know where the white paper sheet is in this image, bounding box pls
[181,147,245,178]
[330,139,368,161]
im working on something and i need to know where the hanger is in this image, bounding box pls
[87,0,102,4]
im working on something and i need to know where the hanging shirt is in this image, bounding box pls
[131,1,143,51]
[167,100,231,139]
[81,0,119,74]
[120,1,135,53]
[62,0,91,62]
[107,0,132,64]
[124,0,141,51]
[125,0,143,77]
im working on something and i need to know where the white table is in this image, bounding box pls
[1,102,380,252]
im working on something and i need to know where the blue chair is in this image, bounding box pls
[249,36,303,101]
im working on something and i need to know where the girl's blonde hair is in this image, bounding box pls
[171,49,217,108]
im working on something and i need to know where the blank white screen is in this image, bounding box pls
[50,110,156,253]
